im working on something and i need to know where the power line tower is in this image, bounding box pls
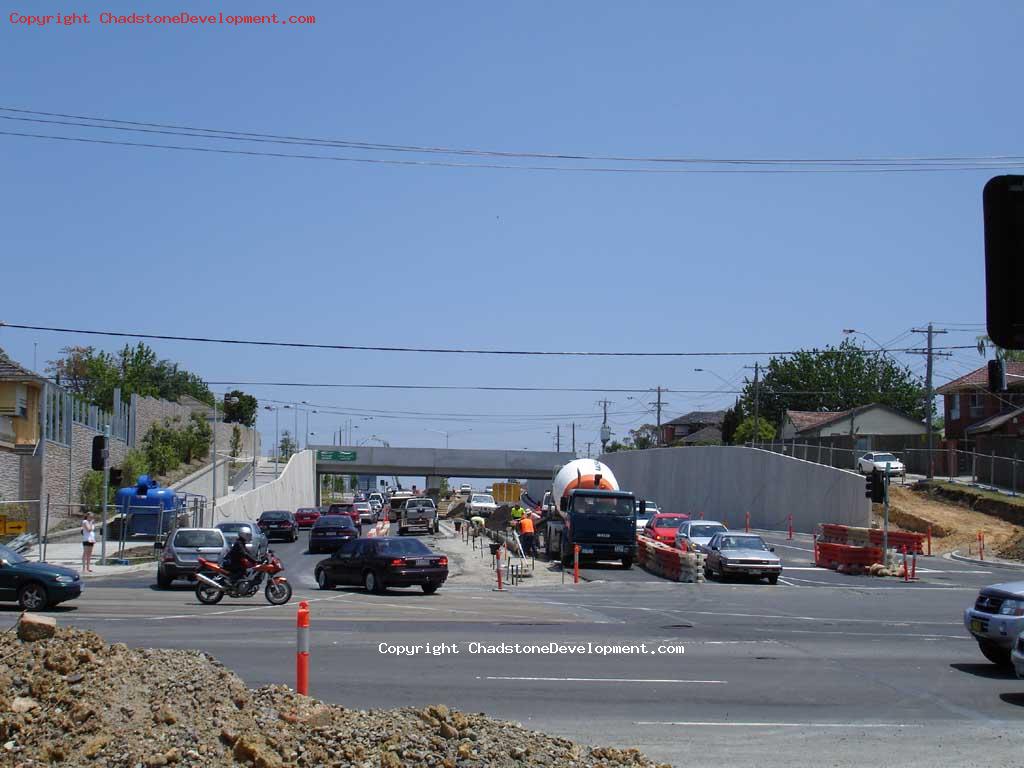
[909,323,951,478]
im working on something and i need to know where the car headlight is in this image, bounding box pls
[54,575,77,583]
[999,599,1024,616]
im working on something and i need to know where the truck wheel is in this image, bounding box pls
[978,639,1012,668]
[621,557,633,569]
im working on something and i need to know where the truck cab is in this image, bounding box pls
[546,489,638,568]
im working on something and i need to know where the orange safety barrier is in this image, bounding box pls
[815,541,884,571]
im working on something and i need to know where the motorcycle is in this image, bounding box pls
[194,551,292,605]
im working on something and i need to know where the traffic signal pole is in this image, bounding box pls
[883,462,890,561]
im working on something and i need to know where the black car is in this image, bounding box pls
[0,544,82,610]
[257,510,299,542]
[314,536,448,594]
[308,515,359,554]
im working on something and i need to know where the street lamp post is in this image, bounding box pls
[264,405,280,477]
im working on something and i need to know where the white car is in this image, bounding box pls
[459,484,473,494]
[468,493,497,516]
[857,452,906,477]
[674,520,729,552]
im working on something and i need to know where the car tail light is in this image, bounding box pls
[162,552,174,562]
[389,558,405,567]
[437,557,448,567]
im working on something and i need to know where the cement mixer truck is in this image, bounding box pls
[542,459,640,569]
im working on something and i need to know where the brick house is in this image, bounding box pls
[937,362,1024,441]
[661,411,725,445]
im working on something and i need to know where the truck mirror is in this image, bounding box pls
[559,497,567,512]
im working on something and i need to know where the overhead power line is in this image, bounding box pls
[2,106,1024,172]
[0,322,980,357]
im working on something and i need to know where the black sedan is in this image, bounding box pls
[0,544,82,610]
[308,515,359,554]
[257,510,299,542]
[314,536,448,594]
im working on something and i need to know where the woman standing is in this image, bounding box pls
[81,512,96,572]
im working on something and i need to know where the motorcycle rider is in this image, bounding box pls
[223,528,257,587]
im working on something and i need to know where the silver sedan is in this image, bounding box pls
[703,533,782,584]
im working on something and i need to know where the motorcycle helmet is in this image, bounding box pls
[239,527,253,543]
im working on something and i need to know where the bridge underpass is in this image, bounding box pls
[312,445,575,502]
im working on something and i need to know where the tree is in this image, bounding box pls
[223,390,258,427]
[732,416,777,444]
[976,336,1024,363]
[279,430,297,460]
[79,470,114,517]
[738,339,927,430]
[721,401,743,445]
[627,424,661,450]
[120,449,149,486]
[349,476,359,491]
[604,440,628,453]
[230,425,242,458]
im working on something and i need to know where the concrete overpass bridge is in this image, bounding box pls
[313,445,575,499]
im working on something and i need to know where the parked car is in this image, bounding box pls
[703,532,782,584]
[294,507,322,528]
[257,510,299,542]
[314,536,448,594]
[642,513,691,544]
[399,497,438,535]
[674,520,729,551]
[0,543,82,609]
[308,515,360,554]
[327,503,361,527]
[214,522,269,559]
[964,581,1024,667]
[354,501,377,524]
[156,527,228,589]
[467,493,497,517]
[857,452,906,477]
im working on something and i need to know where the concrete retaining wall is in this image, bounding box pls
[600,446,869,533]
[213,450,315,524]
[171,457,232,499]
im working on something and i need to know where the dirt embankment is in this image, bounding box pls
[871,484,1023,559]
[0,625,668,768]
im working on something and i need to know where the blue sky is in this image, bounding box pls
[1,1,1016,457]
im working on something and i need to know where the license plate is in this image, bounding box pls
[415,558,430,566]
[614,545,625,553]
[580,546,594,554]
[747,569,762,575]
[971,619,984,633]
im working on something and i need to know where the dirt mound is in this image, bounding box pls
[0,626,668,768]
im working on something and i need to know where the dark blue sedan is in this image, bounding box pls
[308,515,359,554]
[0,544,82,610]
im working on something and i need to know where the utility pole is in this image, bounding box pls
[647,387,664,445]
[572,423,576,454]
[585,441,593,458]
[743,364,761,444]
[556,425,561,452]
[910,324,950,478]
[598,399,612,452]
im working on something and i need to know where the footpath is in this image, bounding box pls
[435,520,569,588]
[22,537,155,578]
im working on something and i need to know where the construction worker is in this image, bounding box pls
[510,502,525,521]
[518,514,536,557]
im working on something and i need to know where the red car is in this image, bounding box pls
[642,513,691,545]
[294,507,321,528]
[327,503,361,527]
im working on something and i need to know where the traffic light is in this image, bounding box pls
[989,358,1007,393]
[91,435,108,471]
[108,467,123,487]
[865,470,884,503]
[983,175,1024,350]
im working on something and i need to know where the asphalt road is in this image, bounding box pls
[21,523,1024,767]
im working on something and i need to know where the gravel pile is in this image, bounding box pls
[0,626,670,768]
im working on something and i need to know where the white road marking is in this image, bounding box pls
[635,721,920,728]
[481,676,725,684]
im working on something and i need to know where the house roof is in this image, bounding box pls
[677,425,723,444]
[664,410,726,428]
[786,403,922,434]
[936,362,1024,395]
[965,406,1024,435]
[786,409,850,433]
[0,350,44,383]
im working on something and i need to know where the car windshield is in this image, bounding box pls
[329,505,354,513]
[377,539,432,556]
[572,497,635,515]
[687,524,727,538]
[636,513,651,524]
[260,511,289,520]
[873,453,898,463]
[173,530,223,548]
[472,495,494,504]
[654,516,686,528]
[719,535,768,550]
[297,508,317,514]
[315,517,355,529]
[0,544,27,565]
